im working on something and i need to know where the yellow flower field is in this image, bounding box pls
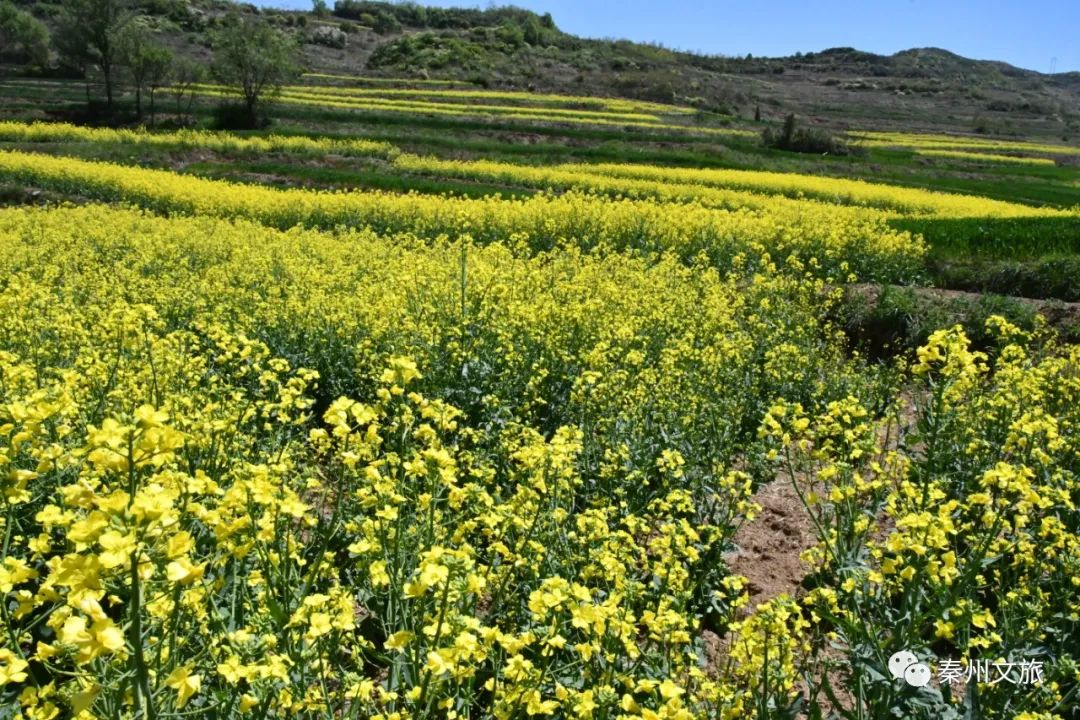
[914,149,1057,166]
[0,121,398,159]
[0,194,1076,719]
[0,204,865,718]
[852,130,1080,158]
[392,154,1074,218]
[189,84,672,129]
[0,148,926,282]
[4,120,1064,222]
[0,100,1076,719]
[184,84,753,138]
[289,82,698,116]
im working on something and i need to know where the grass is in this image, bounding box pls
[834,283,1058,359]
[893,216,1080,259]
[183,159,535,198]
[927,255,1080,302]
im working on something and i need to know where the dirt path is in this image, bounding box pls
[725,472,817,609]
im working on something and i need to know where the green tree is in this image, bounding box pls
[312,0,330,19]
[521,15,545,46]
[56,0,137,110]
[117,21,172,123]
[211,14,299,127]
[0,1,50,67]
[169,56,205,124]
[496,21,524,48]
[145,50,172,126]
[372,10,401,35]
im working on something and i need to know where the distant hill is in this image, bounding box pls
[6,0,1080,139]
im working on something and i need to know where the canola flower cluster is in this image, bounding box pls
[0,203,879,718]
[759,318,1080,718]
[0,148,925,282]
[0,121,398,159]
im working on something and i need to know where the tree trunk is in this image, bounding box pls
[104,64,113,110]
[135,85,142,121]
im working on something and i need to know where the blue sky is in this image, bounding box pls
[251,0,1078,72]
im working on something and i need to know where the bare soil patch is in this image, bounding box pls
[725,473,817,609]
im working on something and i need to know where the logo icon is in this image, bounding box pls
[889,650,932,687]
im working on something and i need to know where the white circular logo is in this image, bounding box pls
[904,662,932,688]
[888,650,919,680]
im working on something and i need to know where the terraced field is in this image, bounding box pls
[0,73,1078,720]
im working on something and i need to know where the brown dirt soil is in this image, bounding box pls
[723,393,919,605]
[710,398,922,715]
[725,472,817,610]
[703,468,819,679]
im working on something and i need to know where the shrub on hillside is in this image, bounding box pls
[762,113,854,155]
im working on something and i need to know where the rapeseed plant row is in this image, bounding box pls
[0,121,399,159]
[852,130,1080,158]
[389,153,912,219]
[286,83,699,116]
[914,149,1057,166]
[392,155,1074,219]
[3,120,1068,223]
[0,149,926,282]
[183,85,752,138]
[0,120,1066,222]
[0,204,889,719]
[263,88,667,124]
[386,154,1078,257]
[189,85,670,128]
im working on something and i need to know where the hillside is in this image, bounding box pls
[4,0,1080,139]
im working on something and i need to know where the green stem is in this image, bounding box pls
[130,548,155,720]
